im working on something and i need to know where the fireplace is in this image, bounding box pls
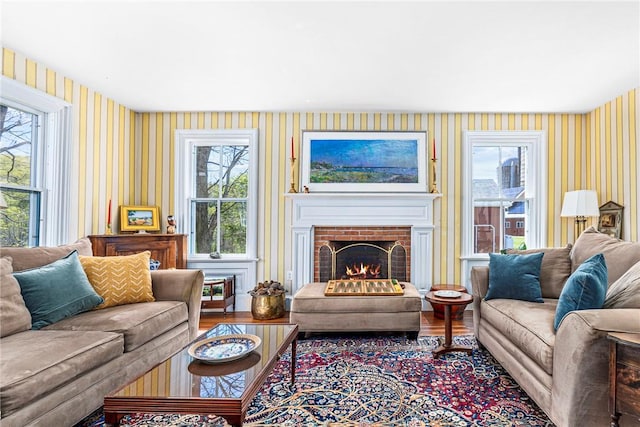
[313,223,411,282]
[288,193,439,296]
[319,240,408,282]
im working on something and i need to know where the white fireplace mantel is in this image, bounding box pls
[286,193,441,296]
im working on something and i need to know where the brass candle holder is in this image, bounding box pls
[105,224,113,235]
[430,157,439,193]
[288,156,298,193]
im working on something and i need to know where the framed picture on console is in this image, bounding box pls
[300,130,427,193]
[120,205,161,232]
[598,201,623,239]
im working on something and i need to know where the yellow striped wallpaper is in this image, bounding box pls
[586,90,639,243]
[1,48,135,238]
[2,48,638,286]
[136,105,639,285]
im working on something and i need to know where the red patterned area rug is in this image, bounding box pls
[78,335,554,426]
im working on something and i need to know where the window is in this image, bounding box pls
[175,129,258,259]
[0,77,71,247]
[0,104,42,246]
[462,131,546,257]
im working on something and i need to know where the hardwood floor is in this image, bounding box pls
[199,310,474,337]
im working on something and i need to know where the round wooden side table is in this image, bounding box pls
[428,284,468,320]
[425,291,473,357]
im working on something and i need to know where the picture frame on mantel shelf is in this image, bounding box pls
[300,130,428,193]
[598,201,623,239]
[120,205,161,233]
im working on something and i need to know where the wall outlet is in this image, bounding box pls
[286,270,293,281]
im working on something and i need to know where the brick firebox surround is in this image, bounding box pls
[313,226,412,283]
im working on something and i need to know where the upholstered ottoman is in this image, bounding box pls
[290,282,422,337]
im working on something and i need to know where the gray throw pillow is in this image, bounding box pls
[0,237,93,272]
[571,227,640,286]
[0,256,32,337]
[604,260,640,308]
[507,245,572,298]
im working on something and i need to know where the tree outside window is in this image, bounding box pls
[192,144,249,255]
[0,104,41,247]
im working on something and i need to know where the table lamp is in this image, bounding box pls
[560,190,599,237]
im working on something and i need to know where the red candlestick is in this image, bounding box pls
[107,199,111,224]
[432,138,436,159]
[291,136,294,159]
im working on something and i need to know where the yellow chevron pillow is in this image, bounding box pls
[79,251,155,309]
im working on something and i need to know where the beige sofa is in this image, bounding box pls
[471,227,640,427]
[0,239,204,427]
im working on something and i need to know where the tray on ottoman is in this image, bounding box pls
[324,279,404,296]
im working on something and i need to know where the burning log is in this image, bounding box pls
[344,263,381,279]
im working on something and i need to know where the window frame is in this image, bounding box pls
[0,76,72,246]
[462,131,547,260]
[175,129,258,261]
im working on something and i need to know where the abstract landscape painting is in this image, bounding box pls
[301,131,427,192]
[310,139,418,183]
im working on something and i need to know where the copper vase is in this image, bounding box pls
[251,294,285,320]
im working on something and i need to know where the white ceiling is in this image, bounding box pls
[1,1,639,113]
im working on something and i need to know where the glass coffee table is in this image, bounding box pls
[104,323,298,426]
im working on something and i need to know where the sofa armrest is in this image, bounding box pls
[551,308,640,426]
[151,269,204,340]
[470,266,489,298]
[470,266,490,337]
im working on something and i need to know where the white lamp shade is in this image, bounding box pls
[560,190,600,217]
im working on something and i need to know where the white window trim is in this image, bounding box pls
[0,76,72,246]
[175,129,259,261]
[461,130,547,261]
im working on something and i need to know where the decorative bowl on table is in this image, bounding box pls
[188,352,261,377]
[188,334,262,364]
[429,284,469,320]
[434,290,462,298]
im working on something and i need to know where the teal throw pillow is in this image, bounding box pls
[13,250,104,330]
[554,253,607,330]
[486,252,544,302]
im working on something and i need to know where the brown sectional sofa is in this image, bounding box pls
[471,227,640,427]
[0,239,204,427]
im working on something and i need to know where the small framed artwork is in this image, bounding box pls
[300,131,428,193]
[120,205,161,232]
[598,201,623,239]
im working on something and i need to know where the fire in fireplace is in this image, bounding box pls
[318,240,407,282]
[346,262,381,279]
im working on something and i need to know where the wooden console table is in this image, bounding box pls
[608,332,640,427]
[88,234,187,269]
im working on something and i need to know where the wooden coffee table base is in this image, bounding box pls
[425,291,473,357]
